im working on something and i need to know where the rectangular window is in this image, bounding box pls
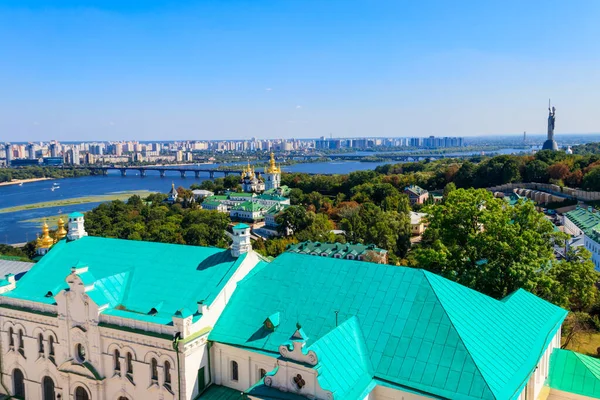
[198,367,206,392]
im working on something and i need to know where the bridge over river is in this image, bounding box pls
[84,166,244,178]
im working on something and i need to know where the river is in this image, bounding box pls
[0,147,535,245]
[0,161,392,244]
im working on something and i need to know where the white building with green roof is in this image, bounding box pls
[201,191,290,224]
[0,215,593,400]
[0,216,263,400]
[563,206,600,271]
[206,253,572,400]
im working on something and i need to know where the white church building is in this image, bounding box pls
[0,213,595,400]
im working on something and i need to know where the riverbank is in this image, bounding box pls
[0,177,53,187]
[0,190,153,214]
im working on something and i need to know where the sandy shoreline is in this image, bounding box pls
[0,177,54,187]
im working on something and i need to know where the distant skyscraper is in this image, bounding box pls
[72,146,80,165]
[541,100,558,151]
[4,143,12,165]
[27,143,35,159]
[49,141,58,157]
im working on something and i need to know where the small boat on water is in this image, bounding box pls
[18,182,23,186]
[51,186,60,191]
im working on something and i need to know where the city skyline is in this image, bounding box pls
[1,1,600,141]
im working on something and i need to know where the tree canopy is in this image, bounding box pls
[409,188,597,310]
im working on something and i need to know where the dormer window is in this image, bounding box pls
[263,312,280,331]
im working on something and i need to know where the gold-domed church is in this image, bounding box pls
[35,217,68,256]
[263,152,281,191]
[240,161,265,193]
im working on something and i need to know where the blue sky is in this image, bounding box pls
[1,0,599,141]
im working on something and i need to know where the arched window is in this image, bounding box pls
[38,333,44,354]
[48,336,55,360]
[231,360,239,381]
[114,349,121,371]
[8,327,14,347]
[118,397,128,400]
[42,376,55,400]
[13,368,25,399]
[151,358,158,381]
[126,352,133,375]
[17,329,24,356]
[164,361,171,387]
[74,386,90,400]
[76,343,86,362]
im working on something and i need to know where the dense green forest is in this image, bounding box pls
[0,166,92,183]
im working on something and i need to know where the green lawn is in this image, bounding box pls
[563,332,600,357]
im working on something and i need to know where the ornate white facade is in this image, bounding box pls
[0,219,262,400]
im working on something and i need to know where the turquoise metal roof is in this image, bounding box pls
[565,207,600,238]
[198,384,243,399]
[233,223,250,230]
[548,348,600,398]
[307,316,373,399]
[4,237,247,325]
[209,252,567,400]
[69,212,84,218]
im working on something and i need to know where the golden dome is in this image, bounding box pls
[265,152,281,174]
[56,217,67,240]
[36,221,55,249]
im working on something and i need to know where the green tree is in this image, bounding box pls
[410,188,563,299]
[296,212,335,242]
[276,206,310,235]
[544,248,599,311]
[524,160,549,183]
[583,166,600,191]
[473,156,522,187]
[443,182,456,199]
[453,161,476,188]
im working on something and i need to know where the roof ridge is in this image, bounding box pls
[574,350,600,381]
[422,271,498,400]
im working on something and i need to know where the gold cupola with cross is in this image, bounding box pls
[36,221,56,256]
[263,152,281,191]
